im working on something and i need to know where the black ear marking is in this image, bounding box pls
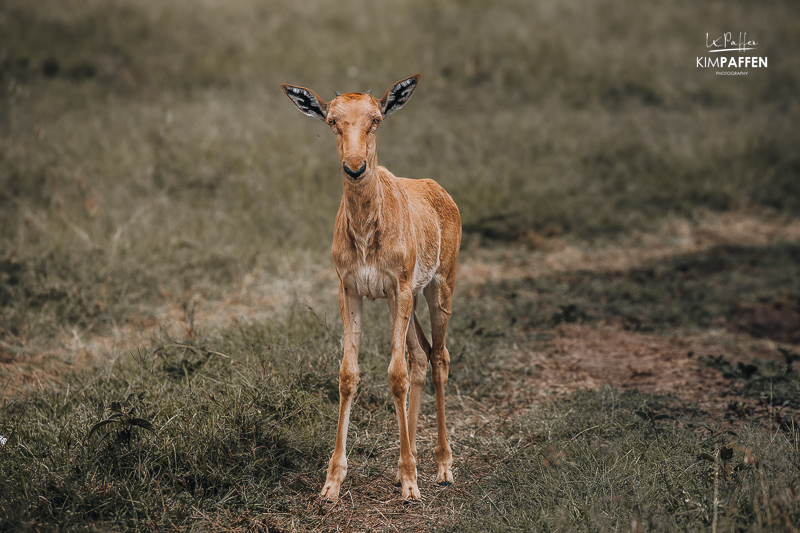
[379,74,421,117]
[281,84,329,121]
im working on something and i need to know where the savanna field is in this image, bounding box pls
[1,0,800,531]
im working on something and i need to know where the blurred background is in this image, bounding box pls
[2,3,800,529]
[1,0,799,346]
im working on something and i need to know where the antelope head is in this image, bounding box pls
[281,74,421,182]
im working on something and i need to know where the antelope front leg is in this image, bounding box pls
[387,286,421,501]
[320,284,362,504]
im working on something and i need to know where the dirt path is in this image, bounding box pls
[504,323,791,413]
[458,212,800,284]
[456,212,800,425]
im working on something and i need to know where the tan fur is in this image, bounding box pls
[281,75,461,503]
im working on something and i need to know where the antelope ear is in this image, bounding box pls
[379,74,421,117]
[281,84,329,121]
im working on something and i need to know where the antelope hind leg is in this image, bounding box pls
[424,279,455,486]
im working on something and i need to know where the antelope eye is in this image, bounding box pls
[372,118,380,125]
[327,118,336,126]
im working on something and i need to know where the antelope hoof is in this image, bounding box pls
[401,482,421,502]
[320,497,336,507]
[436,464,454,487]
[319,482,341,504]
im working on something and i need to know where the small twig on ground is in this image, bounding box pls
[712,448,719,533]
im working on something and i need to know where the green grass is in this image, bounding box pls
[2,0,800,530]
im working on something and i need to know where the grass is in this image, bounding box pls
[0,314,341,530]
[2,301,799,531]
[1,0,800,530]
[448,389,800,532]
[3,244,800,530]
[3,0,800,346]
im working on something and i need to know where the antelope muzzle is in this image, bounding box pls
[343,160,367,179]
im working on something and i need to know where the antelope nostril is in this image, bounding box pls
[343,161,367,179]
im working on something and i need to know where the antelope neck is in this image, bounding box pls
[342,167,383,236]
